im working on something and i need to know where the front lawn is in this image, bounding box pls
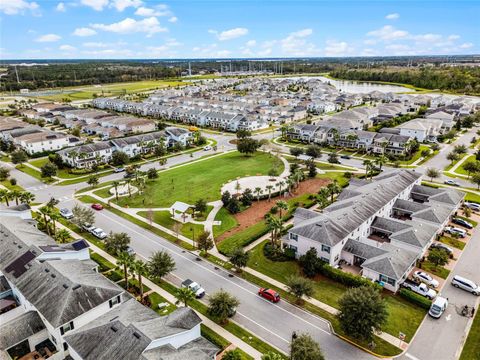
[439,236,466,250]
[420,260,451,279]
[115,151,283,208]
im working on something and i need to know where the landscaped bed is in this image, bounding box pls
[113,151,283,208]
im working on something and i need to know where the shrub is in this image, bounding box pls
[398,288,432,309]
[263,242,294,262]
[318,262,381,289]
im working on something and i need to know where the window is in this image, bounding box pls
[321,245,330,254]
[60,321,74,335]
[290,233,298,241]
[320,257,329,263]
[109,295,121,308]
[51,336,57,345]
[63,342,69,351]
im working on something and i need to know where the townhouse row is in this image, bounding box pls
[0,215,217,360]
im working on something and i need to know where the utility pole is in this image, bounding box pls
[14,65,20,83]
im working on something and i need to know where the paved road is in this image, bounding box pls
[399,218,480,360]
[61,198,374,359]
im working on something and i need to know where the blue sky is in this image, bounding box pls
[0,1,478,59]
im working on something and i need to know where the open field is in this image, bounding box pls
[25,80,185,101]
[460,309,480,360]
[115,151,283,208]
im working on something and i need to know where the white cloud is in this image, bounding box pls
[56,2,65,12]
[81,0,109,11]
[59,44,76,52]
[73,27,97,36]
[448,35,460,41]
[363,39,377,45]
[324,40,351,56]
[35,34,61,42]
[0,0,39,15]
[367,25,409,40]
[413,33,442,42]
[135,4,172,17]
[135,6,158,16]
[91,17,167,36]
[168,16,177,23]
[280,28,319,56]
[210,27,249,41]
[246,40,256,47]
[82,48,133,57]
[110,0,142,12]
[460,42,473,49]
[257,48,272,57]
[83,42,108,48]
[385,13,399,20]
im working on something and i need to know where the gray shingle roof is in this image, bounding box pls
[362,243,418,280]
[343,239,388,260]
[141,337,219,360]
[0,311,46,350]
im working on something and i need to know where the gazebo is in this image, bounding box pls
[170,201,194,223]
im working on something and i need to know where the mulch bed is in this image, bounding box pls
[217,177,332,241]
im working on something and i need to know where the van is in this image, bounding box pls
[429,296,448,318]
[451,275,480,295]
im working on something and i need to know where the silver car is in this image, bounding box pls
[452,275,480,295]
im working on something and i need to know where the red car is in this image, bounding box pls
[258,288,280,303]
[91,203,103,211]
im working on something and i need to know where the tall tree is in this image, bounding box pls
[10,150,28,166]
[338,286,388,342]
[207,289,240,325]
[286,275,315,304]
[118,252,135,290]
[290,333,325,360]
[105,232,131,255]
[71,204,95,228]
[174,287,196,307]
[197,231,214,254]
[148,250,176,281]
[133,260,148,301]
[426,168,440,182]
[229,247,250,272]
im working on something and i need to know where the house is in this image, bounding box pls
[396,118,444,142]
[165,127,193,147]
[58,142,113,168]
[0,216,218,360]
[283,170,463,292]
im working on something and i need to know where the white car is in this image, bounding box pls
[444,180,460,187]
[452,275,480,295]
[91,228,107,240]
[444,226,466,238]
[464,202,480,211]
[82,223,95,233]
[59,208,74,219]
[203,145,212,151]
[429,296,448,318]
[413,271,439,288]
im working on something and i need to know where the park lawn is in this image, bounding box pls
[115,151,283,208]
[439,235,466,250]
[316,172,350,187]
[15,164,54,183]
[0,179,24,191]
[93,186,114,199]
[213,207,238,238]
[194,205,213,222]
[315,162,354,171]
[420,260,451,279]
[460,309,480,360]
[137,210,204,240]
[455,155,475,176]
[217,221,268,255]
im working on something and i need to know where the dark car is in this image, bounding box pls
[430,242,453,254]
[452,217,473,229]
[258,288,280,303]
[123,172,135,179]
[340,155,351,159]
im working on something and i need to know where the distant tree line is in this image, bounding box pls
[330,66,480,95]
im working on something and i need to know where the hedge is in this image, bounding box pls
[398,288,432,310]
[318,262,381,290]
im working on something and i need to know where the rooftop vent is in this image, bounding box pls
[111,326,118,332]
[72,284,81,290]
[133,332,141,339]
[51,274,56,278]
[63,284,69,289]
[44,268,50,273]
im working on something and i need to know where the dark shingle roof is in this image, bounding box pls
[0,311,46,350]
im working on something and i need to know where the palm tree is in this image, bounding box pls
[49,211,61,237]
[118,252,134,290]
[317,188,330,209]
[276,200,289,219]
[374,155,388,171]
[175,287,196,307]
[39,206,53,235]
[126,179,132,197]
[277,180,285,196]
[254,187,263,202]
[55,228,71,243]
[19,191,35,205]
[363,159,372,178]
[266,185,274,201]
[266,213,283,246]
[10,190,22,206]
[326,181,341,203]
[0,189,10,206]
[112,181,120,201]
[133,260,148,302]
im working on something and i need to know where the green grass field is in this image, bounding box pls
[115,151,283,208]
[213,207,238,238]
[460,309,480,360]
[32,80,185,101]
[137,210,204,240]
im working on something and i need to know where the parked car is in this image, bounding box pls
[203,145,212,151]
[340,155,351,159]
[91,228,107,240]
[114,167,125,173]
[413,271,439,288]
[402,279,437,299]
[429,296,449,318]
[464,202,480,211]
[181,279,205,298]
[444,226,466,238]
[91,203,104,211]
[452,217,473,229]
[82,223,95,233]
[451,275,480,295]
[444,180,460,186]
[258,288,280,303]
[59,208,74,219]
[126,246,135,256]
[123,172,135,179]
[430,242,454,255]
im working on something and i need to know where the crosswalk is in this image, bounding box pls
[25,185,49,192]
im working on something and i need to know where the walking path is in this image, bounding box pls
[55,221,263,359]
[447,153,472,177]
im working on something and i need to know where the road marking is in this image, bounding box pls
[235,311,290,344]
[445,314,452,321]
[94,206,331,336]
[405,352,422,360]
